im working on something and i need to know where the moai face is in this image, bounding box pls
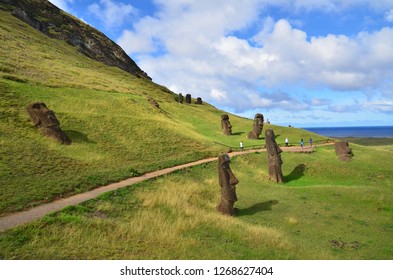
[335,141,352,161]
[26,102,71,145]
[26,102,60,128]
[221,114,232,135]
[253,113,264,135]
[196,97,202,105]
[217,153,239,215]
[248,113,264,139]
[265,129,284,183]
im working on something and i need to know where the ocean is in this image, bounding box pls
[303,126,393,138]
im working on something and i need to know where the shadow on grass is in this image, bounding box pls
[284,163,306,182]
[232,132,245,136]
[236,200,279,216]
[64,130,96,144]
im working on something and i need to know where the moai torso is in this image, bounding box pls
[221,114,232,135]
[185,94,191,104]
[265,129,284,183]
[335,141,352,161]
[248,113,264,139]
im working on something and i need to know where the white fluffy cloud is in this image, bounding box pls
[114,0,393,119]
[88,0,137,29]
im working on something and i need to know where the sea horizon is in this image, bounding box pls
[302,125,393,138]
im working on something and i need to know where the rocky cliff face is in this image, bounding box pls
[0,0,151,79]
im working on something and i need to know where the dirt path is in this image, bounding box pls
[0,143,332,232]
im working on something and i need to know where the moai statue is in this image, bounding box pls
[178,93,184,104]
[217,153,239,216]
[335,141,352,161]
[147,96,160,108]
[185,94,191,104]
[221,114,232,135]
[265,129,284,183]
[247,113,264,139]
[26,102,72,145]
[196,97,202,105]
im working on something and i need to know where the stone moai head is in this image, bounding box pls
[26,102,72,145]
[217,153,239,216]
[265,129,284,183]
[178,93,184,103]
[196,97,202,105]
[248,113,264,139]
[335,141,352,161]
[221,114,232,135]
[185,94,191,104]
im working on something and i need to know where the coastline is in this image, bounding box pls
[303,126,393,139]
[333,137,393,146]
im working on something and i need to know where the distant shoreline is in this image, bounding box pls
[332,137,393,146]
[303,126,393,138]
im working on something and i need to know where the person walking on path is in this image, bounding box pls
[309,138,313,148]
[240,141,244,151]
[285,137,289,147]
[300,138,304,149]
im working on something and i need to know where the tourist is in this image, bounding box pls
[300,138,304,149]
[309,138,313,147]
[240,141,244,151]
[285,137,289,147]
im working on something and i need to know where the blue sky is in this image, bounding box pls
[49,0,393,127]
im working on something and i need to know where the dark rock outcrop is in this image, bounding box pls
[1,0,151,79]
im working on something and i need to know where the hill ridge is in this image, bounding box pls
[0,0,151,79]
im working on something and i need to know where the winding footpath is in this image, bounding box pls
[0,145,323,232]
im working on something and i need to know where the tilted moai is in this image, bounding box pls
[335,141,352,161]
[248,113,264,139]
[265,129,284,183]
[196,97,202,105]
[178,93,184,104]
[221,114,232,135]
[26,102,72,145]
[217,153,239,216]
[185,94,191,104]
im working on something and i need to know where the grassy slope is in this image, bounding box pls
[1,145,391,260]
[1,8,391,260]
[0,9,326,214]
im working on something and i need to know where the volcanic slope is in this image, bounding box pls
[0,5,327,215]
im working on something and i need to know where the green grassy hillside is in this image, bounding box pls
[0,9,326,215]
[1,6,392,260]
[1,144,392,259]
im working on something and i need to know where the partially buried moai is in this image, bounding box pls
[265,129,284,183]
[221,114,232,135]
[26,102,72,145]
[217,153,239,216]
[248,113,264,139]
[334,141,352,161]
[178,93,184,104]
[185,94,191,104]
